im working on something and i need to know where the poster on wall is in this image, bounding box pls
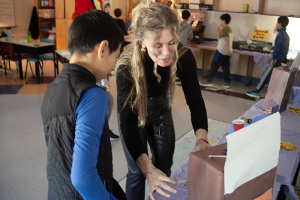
[0,0,16,28]
[252,29,268,41]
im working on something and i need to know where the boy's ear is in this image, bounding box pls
[97,40,109,59]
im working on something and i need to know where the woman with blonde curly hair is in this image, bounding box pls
[116,1,210,199]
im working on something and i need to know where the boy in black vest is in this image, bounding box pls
[41,10,125,200]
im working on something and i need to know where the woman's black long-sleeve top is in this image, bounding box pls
[116,46,208,162]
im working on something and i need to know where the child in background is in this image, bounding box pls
[246,16,290,99]
[126,11,132,32]
[176,10,194,84]
[178,10,193,47]
[201,13,233,88]
[97,76,120,141]
[114,8,128,35]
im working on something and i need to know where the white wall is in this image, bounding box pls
[202,11,300,49]
[190,11,300,78]
[0,0,34,39]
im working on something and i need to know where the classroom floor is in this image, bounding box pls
[1,60,293,200]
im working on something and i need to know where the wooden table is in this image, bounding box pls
[0,38,55,83]
[55,50,71,73]
[150,96,300,200]
[190,41,271,87]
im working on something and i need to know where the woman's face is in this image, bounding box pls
[140,28,177,67]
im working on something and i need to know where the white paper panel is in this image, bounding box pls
[224,112,281,195]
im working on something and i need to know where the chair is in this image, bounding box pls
[24,39,55,83]
[0,42,24,81]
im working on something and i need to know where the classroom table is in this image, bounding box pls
[0,38,55,83]
[54,50,72,74]
[190,41,272,87]
[148,86,300,200]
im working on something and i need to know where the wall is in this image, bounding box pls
[203,12,279,43]
[191,11,300,78]
[0,0,34,39]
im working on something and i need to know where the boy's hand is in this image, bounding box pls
[103,86,108,92]
[268,59,274,66]
[217,27,221,33]
[225,37,232,56]
[227,49,232,57]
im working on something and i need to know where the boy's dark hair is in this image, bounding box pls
[182,10,190,20]
[220,13,231,24]
[114,8,122,18]
[68,10,123,55]
[278,16,289,28]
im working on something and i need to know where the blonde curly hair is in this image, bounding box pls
[116,0,182,127]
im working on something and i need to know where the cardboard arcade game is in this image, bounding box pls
[188,113,281,200]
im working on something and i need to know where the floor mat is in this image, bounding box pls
[0,85,23,94]
[25,76,55,84]
[200,85,258,101]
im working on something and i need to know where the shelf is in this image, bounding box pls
[176,8,300,18]
[38,7,55,9]
[39,17,55,19]
[258,13,300,19]
[175,0,300,18]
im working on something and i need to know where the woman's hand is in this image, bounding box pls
[136,154,177,200]
[193,140,211,152]
[193,128,211,152]
[145,167,177,200]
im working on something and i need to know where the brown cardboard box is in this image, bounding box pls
[188,143,276,200]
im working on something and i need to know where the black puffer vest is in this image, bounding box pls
[41,64,113,200]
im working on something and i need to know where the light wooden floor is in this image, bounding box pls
[0,60,63,94]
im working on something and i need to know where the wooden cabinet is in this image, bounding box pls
[65,0,76,19]
[55,0,65,18]
[56,19,73,50]
[56,19,66,50]
[127,0,139,12]
[65,19,73,43]
[56,0,75,19]
[56,0,75,50]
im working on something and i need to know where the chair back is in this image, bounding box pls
[40,38,54,43]
[0,42,16,60]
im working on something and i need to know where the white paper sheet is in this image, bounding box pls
[291,53,300,69]
[224,112,281,195]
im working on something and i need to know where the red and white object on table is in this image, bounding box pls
[233,119,244,132]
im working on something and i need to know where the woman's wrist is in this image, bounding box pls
[195,128,208,140]
[195,139,209,146]
[143,167,156,177]
[136,153,155,174]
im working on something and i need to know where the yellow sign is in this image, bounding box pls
[252,29,269,41]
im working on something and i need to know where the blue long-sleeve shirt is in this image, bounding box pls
[71,87,117,200]
[272,27,289,61]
